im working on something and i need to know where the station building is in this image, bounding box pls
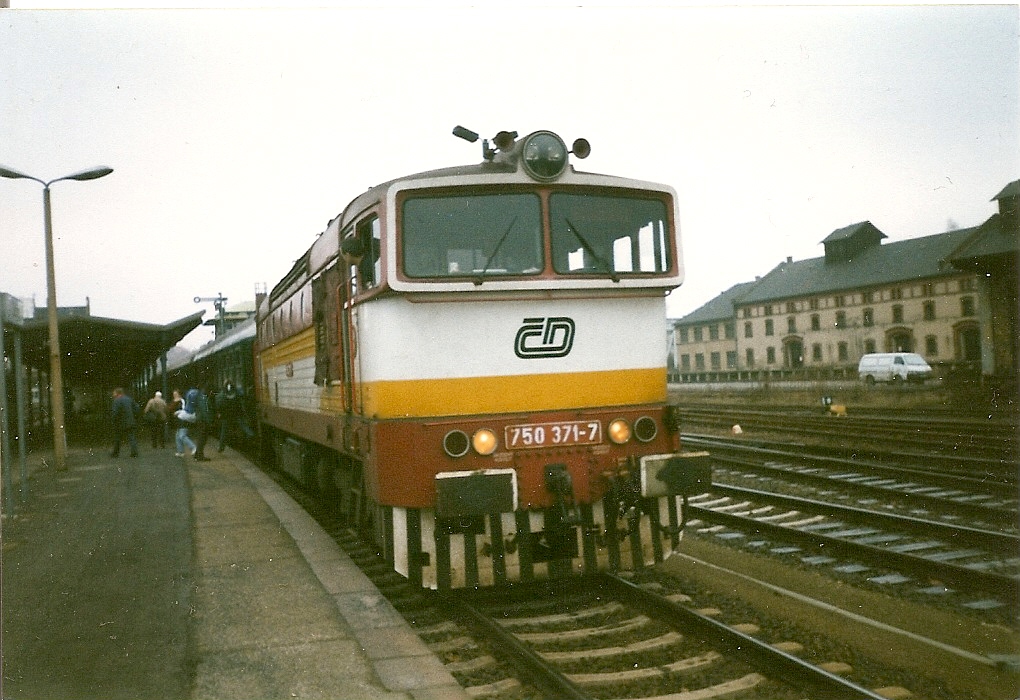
[670,179,1018,386]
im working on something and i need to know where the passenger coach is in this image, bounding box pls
[255,127,710,588]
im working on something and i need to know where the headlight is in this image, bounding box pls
[443,430,470,458]
[608,419,631,444]
[634,416,658,443]
[521,131,568,181]
[472,428,498,455]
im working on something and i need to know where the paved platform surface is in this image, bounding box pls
[1,444,469,700]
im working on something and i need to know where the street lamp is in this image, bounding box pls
[0,164,113,471]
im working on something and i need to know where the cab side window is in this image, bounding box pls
[342,215,382,296]
[358,216,381,289]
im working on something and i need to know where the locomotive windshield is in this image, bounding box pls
[401,190,673,280]
[550,194,671,275]
[403,193,543,278]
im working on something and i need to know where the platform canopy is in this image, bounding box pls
[17,311,204,389]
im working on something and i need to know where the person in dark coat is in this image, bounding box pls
[110,387,140,458]
[216,381,242,452]
[185,385,212,462]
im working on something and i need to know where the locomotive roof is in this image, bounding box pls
[331,159,646,233]
[331,161,516,231]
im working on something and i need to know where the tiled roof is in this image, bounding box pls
[948,214,1018,263]
[736,227,977,306]
[820,220,886,244]
[674,280,757,325]
[992,179,1019,202]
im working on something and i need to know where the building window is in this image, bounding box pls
[742,307,751,319]
[862,308,874,327]
[892,304,904,323]
[765,319,774,336]
[837,342,848,361]
[766,347,776,364]
[922,282,934,296]
[960,296,975,317]
[764,304,773,316]
[810,314,820,331]
[709,324,719,341]
[787,317,797,334]
[890,287,903,300]
[679,327,688,344]
[694,326,703,342]
[695,353,705,370]
[680,354,690,370]
[809,298,819,311]
[863,290,874,304]
[864,339,877,354]
[724,322,735,339]
[811,343,822,361]
[923,300,936,321]
[745,348,755,367]
[710,352,721,370]
[925,335,938,356]
[959,278,975,292]
[834,295,845,307]
[786,301,796,314]
[726,351,737,368]
[835,310,846,327]
[744,321,753,338]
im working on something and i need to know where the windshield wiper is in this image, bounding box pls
[564,217,619,282]
[474,216,518,285]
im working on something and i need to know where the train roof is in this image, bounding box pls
[168,317,255,371]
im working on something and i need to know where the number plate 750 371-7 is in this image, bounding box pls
[504,420,602,449]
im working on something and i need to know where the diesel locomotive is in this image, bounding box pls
[253,127,710,589]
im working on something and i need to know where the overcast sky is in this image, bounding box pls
[2,2,1017,349]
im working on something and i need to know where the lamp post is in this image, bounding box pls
[0,164,113,471]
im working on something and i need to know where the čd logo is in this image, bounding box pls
[515,317,575,358]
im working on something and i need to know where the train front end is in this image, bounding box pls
[361,129,711,588]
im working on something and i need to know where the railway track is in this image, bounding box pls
[676,405,1018,464]
[438,574,915,700]
[677,435,1019,613]
[686,484,1019,608]
[683,434,1018,530]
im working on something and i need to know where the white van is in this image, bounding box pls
[858,352,933,384]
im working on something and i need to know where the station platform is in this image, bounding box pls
[1,442,470,700]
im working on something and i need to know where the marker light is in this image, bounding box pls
[608,419,632,445]
[472,428,498,456]
[444,430,470,458]
[634,416,658,443]
[521,131,568,181]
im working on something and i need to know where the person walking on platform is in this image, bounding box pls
[142,390,168,449]
[186,385,213,462]
[215,381,243,452]
[110,387,140,458]
[169,388,196,457]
